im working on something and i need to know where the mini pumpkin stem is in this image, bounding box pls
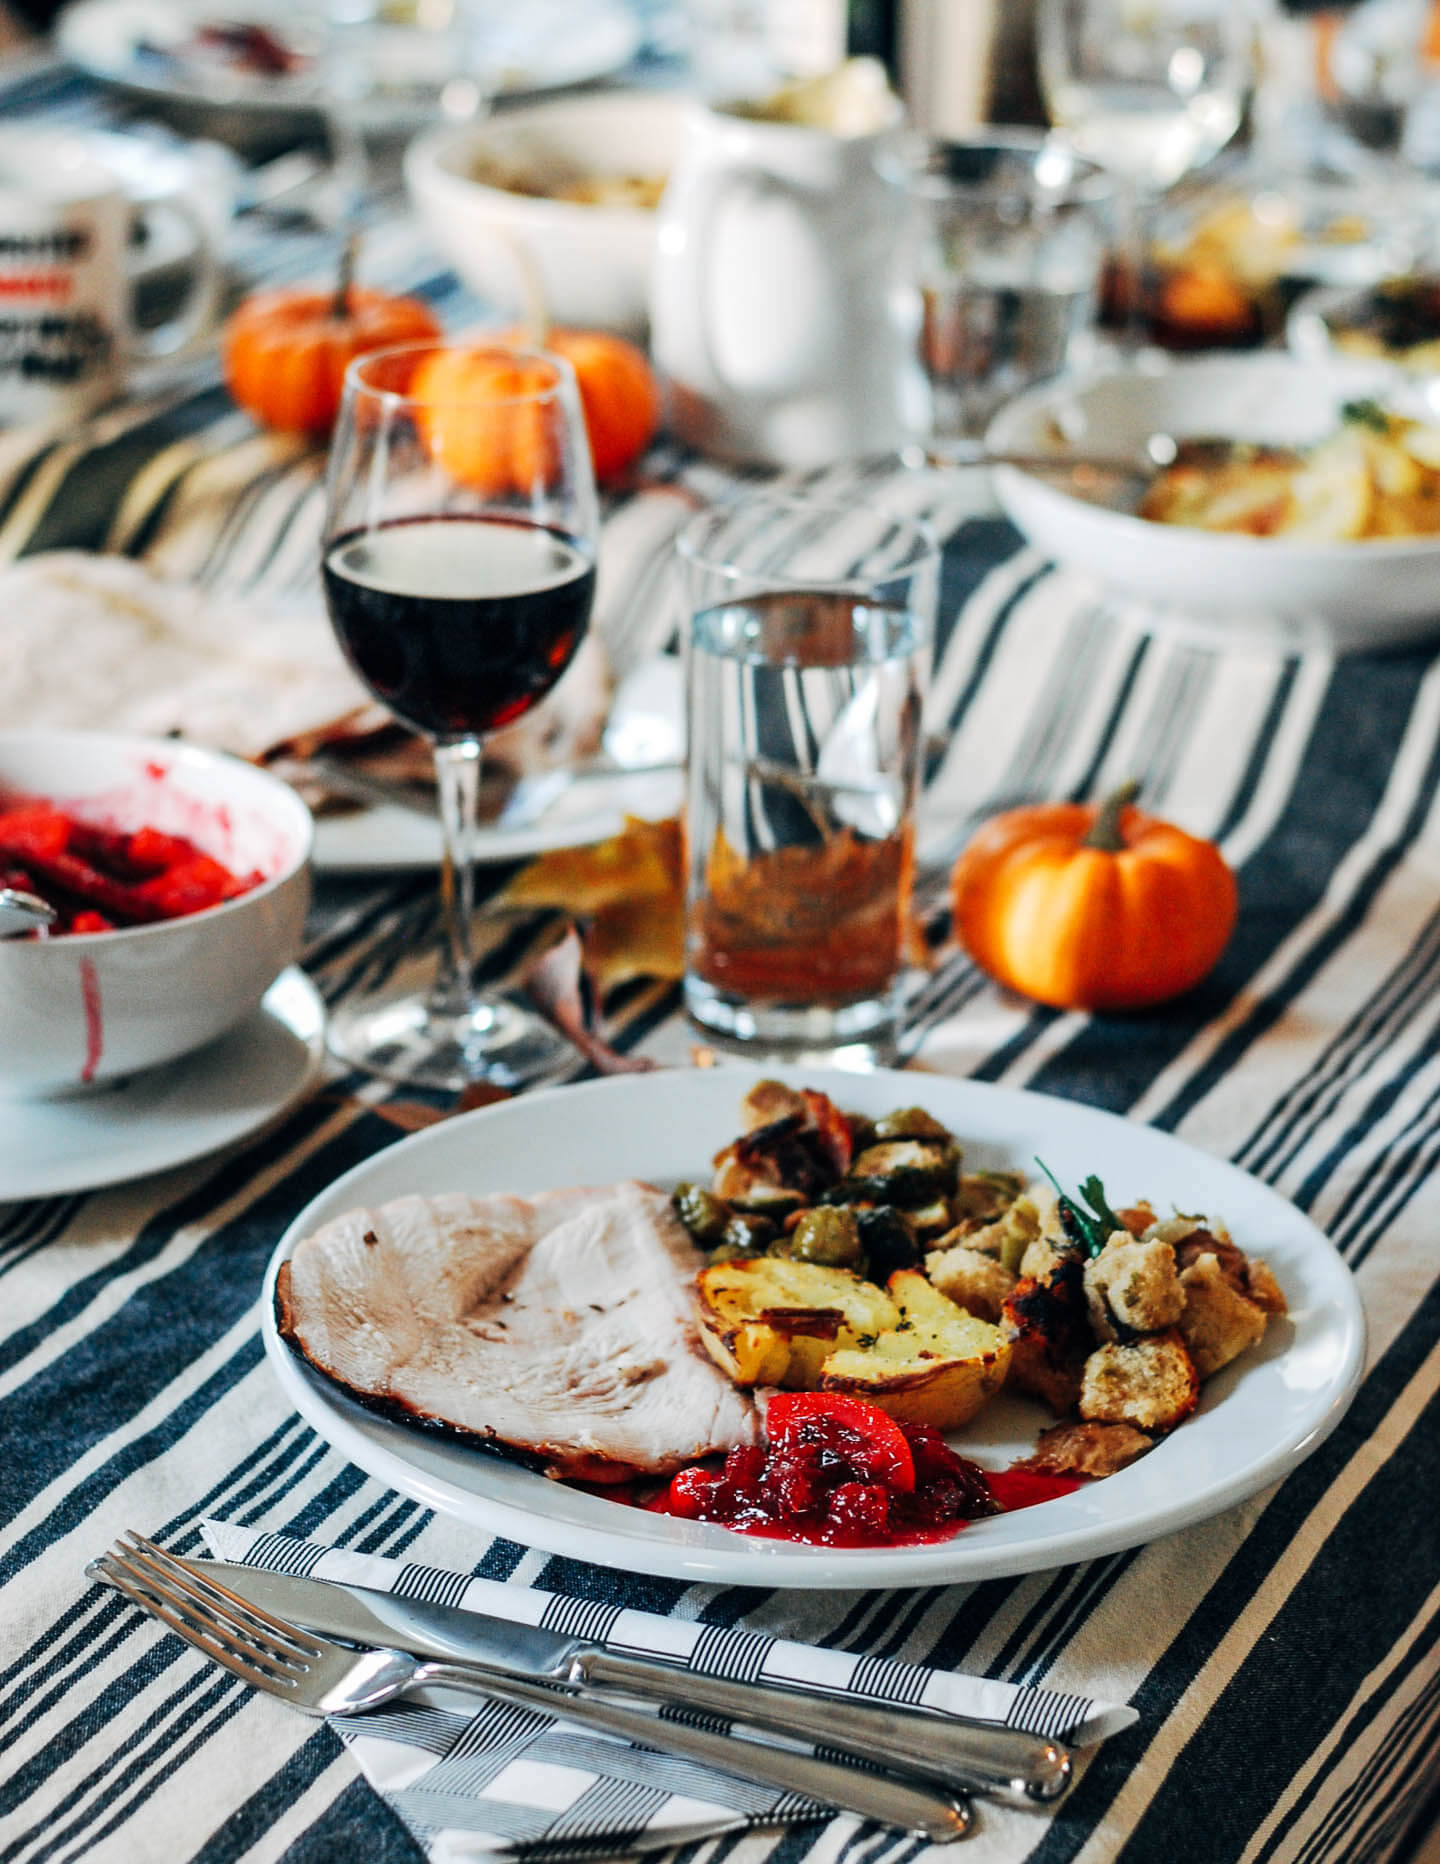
[1083,780,1141,852]
[332,232,360,319]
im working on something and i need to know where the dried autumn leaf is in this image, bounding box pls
[582,891,685,994]
[500,815,680,915]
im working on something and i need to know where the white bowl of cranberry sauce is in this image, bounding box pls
[0,731,312,1097]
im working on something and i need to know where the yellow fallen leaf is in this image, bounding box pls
[582,892,685,994]
[500,816,681,914]
[502,816,684,994]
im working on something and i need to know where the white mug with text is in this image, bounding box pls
[0,127,221,429]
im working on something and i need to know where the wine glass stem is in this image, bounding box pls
[431,737,482,1016]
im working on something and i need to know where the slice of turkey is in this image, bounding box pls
[274,1180,760,1480]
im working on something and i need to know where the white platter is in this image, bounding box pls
[259,1064,1366,1589]
[312,768,682,873]
[311,653,684,871]
[2,967,325,1202]
[57,0,641,141]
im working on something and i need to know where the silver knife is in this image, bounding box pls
[169,1555,1070,1806]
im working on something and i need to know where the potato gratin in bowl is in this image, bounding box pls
[987,355,1440,652]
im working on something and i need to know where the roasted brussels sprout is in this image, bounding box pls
[789,1205,865,1268]
[720,1212,778,1255]
[952,1169,1026,1226]
[727,1182,809,1217]
[906,1195,959,1238]
[671,1183,729,1246]
[855,1205,920,1279]
[846,1139,961,1204]
[872,1106,953,1142]
[708,1239,765,1264]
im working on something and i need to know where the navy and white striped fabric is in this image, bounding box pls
[1,55,1438,1864]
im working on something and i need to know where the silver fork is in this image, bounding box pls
[91,1537,971,1843]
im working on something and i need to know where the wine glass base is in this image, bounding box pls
[326,986,571,1093]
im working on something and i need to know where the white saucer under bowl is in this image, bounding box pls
[0,967,326,1203]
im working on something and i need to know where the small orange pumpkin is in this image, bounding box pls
[222,279,441,438]
[411,329,661,494]
[538,327,661,485]
[409,344,564,496]
[950,783,1238,1012]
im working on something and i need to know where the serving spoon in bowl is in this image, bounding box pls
[0,888,56,938]
[920,431,1305,479]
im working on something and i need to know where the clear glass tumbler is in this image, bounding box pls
[677,495,939,1067]
[906,131,1113,447]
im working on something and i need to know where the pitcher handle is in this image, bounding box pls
[686,163,799,390]
[125,193,223,365]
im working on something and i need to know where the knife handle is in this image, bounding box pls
[570,1649,1071,1807]
[413,1659,970,1842]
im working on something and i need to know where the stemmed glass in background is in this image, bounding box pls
[321,341,599,1089]
[1037,0,1255,342]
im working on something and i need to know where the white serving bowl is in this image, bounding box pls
[0,731,312,1097]
[403,90,690,339]
[985,354,1440,653]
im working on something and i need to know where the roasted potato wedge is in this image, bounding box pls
[695,1257,896,1389]
[820,1270,1011,1430]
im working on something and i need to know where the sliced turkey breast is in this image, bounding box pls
[274,1180,760,1480]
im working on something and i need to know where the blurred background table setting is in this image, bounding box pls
[0,1,1437,1862]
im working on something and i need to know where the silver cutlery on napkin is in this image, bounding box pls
[90,1534,1070,1808]
[91,1534,972,1841]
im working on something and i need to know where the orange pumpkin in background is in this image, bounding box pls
[539,327,661,484]
[950,783,1238,1012]
[412,330,662,494]
[410,344,563,496]
[221,284,441,438]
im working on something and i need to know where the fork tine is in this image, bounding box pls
[96,1556,311,1701]
[100,1549,303,1687]
[115,1532,320,1661]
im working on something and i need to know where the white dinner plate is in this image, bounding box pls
[2,967,325,1202]
[259,1064,1366,1589]
[58,0,641,140]
[312,769,682,873]
[311,653,684,872]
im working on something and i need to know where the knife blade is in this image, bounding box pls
[168,1556,1070,1806]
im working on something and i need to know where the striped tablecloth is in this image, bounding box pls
[2,58,1438,1864]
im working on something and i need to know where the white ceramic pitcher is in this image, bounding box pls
[650,99,926,469]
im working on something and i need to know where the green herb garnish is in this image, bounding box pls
[1036,1160,1125,1258]
[1341,397,1389,433]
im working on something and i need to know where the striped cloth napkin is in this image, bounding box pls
[200,1521,1135,1859]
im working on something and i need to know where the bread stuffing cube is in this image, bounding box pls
[1083,1237,1184,1340]
[1079,1332,1199,1433]
[925,1240,1017,1321]
[1177,1251,1269,1377]
[1243,1256,1288,1315]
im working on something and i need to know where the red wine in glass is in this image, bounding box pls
[319,338,601,1092]
[323,514,596,741]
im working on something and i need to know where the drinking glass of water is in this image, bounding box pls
[906,132,1113,448]
[1038,0,1254,338]
[677,495,939,1067]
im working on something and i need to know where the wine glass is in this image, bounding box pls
[1037,0,1254,340]
[321,341,600,1090]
